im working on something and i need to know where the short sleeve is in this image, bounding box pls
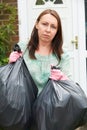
[59,50,72,78]
[17,41,28,53]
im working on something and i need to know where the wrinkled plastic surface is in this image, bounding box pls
[32,80,87,130]
[0,57,38,127]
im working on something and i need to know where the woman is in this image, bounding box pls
[9,9,71,130]
[9,9,71,93]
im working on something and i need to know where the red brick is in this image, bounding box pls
[11,35,19,41]
[2,0,17,3]
[0,0,19,46]
[0,21,2,25]
[0,14,9,20]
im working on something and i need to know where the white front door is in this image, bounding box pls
[76,0,87,95]
[17,0,87,94]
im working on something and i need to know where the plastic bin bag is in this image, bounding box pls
[0,57,38,128]
[32,79,87,130]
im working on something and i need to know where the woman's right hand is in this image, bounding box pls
[50,66,69,80]
[9,51,22,63]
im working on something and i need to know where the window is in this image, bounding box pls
[35,0,63,5]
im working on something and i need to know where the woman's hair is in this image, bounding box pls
[27,9,63,60]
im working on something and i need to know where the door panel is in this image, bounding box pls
[27,0,73,49]
[27,0,75,79]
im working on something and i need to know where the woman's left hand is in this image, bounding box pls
[50,67,69,80]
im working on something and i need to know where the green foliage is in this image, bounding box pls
[0,3,17,65]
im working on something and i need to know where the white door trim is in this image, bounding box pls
[78,0,87,94]
[17,0,29,41]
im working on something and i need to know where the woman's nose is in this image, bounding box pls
[46,26,51,32]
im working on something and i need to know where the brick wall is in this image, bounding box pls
[0,0,19,49]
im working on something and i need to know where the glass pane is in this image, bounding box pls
[35,0,63,5]
[85,0,87,50]
[54,0,63,4]
[36,0,44,5]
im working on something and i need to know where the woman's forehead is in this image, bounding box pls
[40,14,58,23]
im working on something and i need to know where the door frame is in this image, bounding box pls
[17,0,29,41]
[76,0,87,94]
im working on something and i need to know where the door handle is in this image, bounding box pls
[71,36,78,49]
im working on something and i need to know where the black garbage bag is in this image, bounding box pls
[0,57,38,128]
[32,79,87,130]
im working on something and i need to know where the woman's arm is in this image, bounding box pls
[9,41,28,63]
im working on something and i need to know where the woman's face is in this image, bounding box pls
[36,13,58,43]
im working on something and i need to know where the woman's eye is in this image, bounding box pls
[41,23,57,29]
[42,23,47,26]
[51,25,57,29]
